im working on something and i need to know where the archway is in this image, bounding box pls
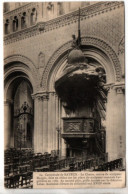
[41,36,122,91]
[4,57,37,150]
[42,37,124,161]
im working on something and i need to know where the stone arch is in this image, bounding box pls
[4,54,39,96]
[41,36,122,91]
[4,55,36,149]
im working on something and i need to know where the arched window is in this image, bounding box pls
[21,12,27,29]
[30,8,37,25]
[5,19,9,34]
[13,16,18,32]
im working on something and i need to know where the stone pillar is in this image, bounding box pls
[106,83,125,162]
[9,17,13,33]
[50,92,56,151]
[4,99,13,149]
[17,14,21,31]
[32,94,43,153]
[47,93,53,152]
[113,84,125,160]
[42,93,49,153]
[61,103,67,157]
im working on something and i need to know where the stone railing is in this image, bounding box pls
[4,1,124,45]
[4,2,40,35]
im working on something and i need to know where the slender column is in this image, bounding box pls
[17,14,21,31]
[32,94,43,153]
[113,84,125,160]
[42,93,49,153]
[61,103,67,157]
[106,83,125,161]
[58,97,61,157]
[4,99,13,149]
[50,92,56,150]
[55,94,59,150]
[26,9,31,27]
[9,17,13,33]
[47,93,53,152]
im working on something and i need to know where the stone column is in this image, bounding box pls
[106,83,125,162]
[50,92,56,151]
[9,16,13,33]
[113,84,125,160]
[32,94,43,153]
[55,94,59,151]
[47,93,53,152]
[26,9,31,27]
[42,93,49,153]
[61,103,67,157]
[4,99,13,149]
[17,14,21,31]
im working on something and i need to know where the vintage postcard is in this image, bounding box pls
[3,1,125,189]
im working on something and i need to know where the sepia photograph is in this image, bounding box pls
[3,1,125,189]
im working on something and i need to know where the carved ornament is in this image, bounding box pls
[4,2,124,44]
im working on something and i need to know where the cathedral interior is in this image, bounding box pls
[4,2,125,189]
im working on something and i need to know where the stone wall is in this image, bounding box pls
[4,2,124,77]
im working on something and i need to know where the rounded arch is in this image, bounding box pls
[4,54,39,98]
[41,36,122,91]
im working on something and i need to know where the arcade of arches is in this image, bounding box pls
[4,43,125,163]
[4,2,125,168]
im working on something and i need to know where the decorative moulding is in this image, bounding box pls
[4,1,124,45]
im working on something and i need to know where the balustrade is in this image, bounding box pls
[4,3,40,35]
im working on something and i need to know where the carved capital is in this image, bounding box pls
[104,83,114,93]
[32,92,49,101]
[50,91,56,96]
[42,93,49,101]
[4,99,13,105]
[17,12,22,18]
[104,83,125,94]
[113,83,125,94]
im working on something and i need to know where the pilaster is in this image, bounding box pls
[4,99,13,149]
[42,93,49,153]
[32,93,46,153]
[106,83,125,162]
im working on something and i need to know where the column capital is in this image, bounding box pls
[4,99,13,105]
[104,82,125,94]
[32,92,49,101]
[42,93,49,101]
[113,83,125,94]
[104,83,114,93]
